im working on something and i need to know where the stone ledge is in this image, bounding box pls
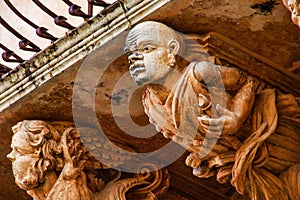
[0,0,174,112]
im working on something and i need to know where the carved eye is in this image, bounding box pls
[288,2,294,10]
[142,45,155,53]
[14,148,24,156]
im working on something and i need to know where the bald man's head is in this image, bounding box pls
[124,21,183,56]
[124,21,184,85]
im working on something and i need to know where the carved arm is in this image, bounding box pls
[194,61,255,135]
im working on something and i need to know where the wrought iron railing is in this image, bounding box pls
[0,0,115,75]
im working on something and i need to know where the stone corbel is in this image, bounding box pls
[124,21,300,200]
[7,120,170,200]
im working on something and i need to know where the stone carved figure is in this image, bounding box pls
[283,0,300,28]
[124,21,300,200]
[7,120,169,200]
[7,121,63,199]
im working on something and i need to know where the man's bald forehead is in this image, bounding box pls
[126,26,165,45]
[125,21,179,53]
[130,21,175,33]
[127,21,177,41]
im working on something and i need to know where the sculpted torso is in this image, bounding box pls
[125,21,300,200]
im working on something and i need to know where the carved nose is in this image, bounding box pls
[7,151,15,161]
[128,53,143,65]
[293,8,298,15]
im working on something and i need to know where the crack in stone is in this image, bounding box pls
[118,0,132,28]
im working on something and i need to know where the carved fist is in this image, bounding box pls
[185,153,202,169]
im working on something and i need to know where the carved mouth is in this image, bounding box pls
[129,65,146,76]
[12,166,26,177]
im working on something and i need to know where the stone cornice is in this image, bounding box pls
[0,0,174,112]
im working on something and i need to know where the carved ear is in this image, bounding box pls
[167,40,180,67]
[168,40,180,54]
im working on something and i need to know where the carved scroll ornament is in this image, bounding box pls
[124,21,300,200]
[7,120,170,200]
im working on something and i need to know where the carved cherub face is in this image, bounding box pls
[290,0,300,25]
[125,21,180,85]
[7,131,40,190]
[284,0,300,26]
[7,121,61,193]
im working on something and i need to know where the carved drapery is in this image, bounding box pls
[7,120,170,200]
[124,21,300,200]
[7,20,300,200]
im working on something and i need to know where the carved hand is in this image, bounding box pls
[198,104,241,137]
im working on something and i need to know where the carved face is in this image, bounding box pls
[125,22,179,85]
[7,131,40,190]
[284,0,300,26]
[289,0,300,26]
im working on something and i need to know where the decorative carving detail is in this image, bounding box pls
[283,0,300,28]
[124,21,300,200]
[187,32,300,96]
[7,120,170,199]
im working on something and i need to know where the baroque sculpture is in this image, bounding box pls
[124,21,300,200]
[7,120,169,200]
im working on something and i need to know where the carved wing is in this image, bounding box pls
[76,127,133,169]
